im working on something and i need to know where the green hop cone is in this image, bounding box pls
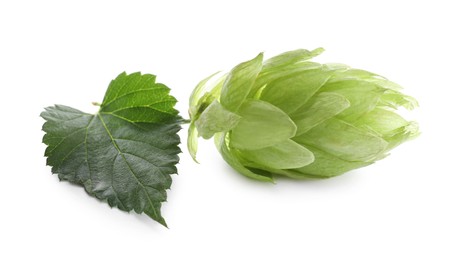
[188,48,419,182]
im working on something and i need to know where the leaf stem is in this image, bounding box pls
[181,118,191,124]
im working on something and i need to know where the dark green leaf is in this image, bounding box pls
[41,72,181,226]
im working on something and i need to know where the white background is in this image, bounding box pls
[1,0,462,259]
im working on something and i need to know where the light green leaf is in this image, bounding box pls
[100,72,178,123]
[195,100,241,139]
[293,118,388,162]
[188,74,228,163]
[220,53,263,112]
[378,89,418,110]
[330,68,404,91]
[187,123,199,163]
[367,78,403,91]
[261,48,324,71]
[41,72,181,226]
[292,146,373,177]
[329,68,380,82]
[354,108,409,134]
[251,62,322,98]
[353,108,419,150]
[240,139,314,169]
[260,69,333,114]
[322,63,350,71]
[382,122,419,150]
[291,92,350,136]
[189,71,221,108]
[230,100,297,150]
[189,72,225,121]
[192,87,223,122]
[242,164,320,179]
[215,133,274,182]
[320,80,385,121]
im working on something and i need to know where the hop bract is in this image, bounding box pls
[188,48,418,182]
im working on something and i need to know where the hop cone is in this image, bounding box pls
[188,48,418,182]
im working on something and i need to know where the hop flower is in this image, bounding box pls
[188,48,418,182]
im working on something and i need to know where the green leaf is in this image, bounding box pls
[240,139,314,169]
[188,74,227,162]
[261,48,324,71]
[381,122,419,150]
[320,80,385,121]
[251,61,322,98]
[100,72,178,123]
[195,100,241,139]
[291,92,350,136]
[353,108,419,150]
[41,72,181,226]
[330,68,404,91]
[378,89,419,110]
[260,69,332,114]
[220,53,263,112]
[293,118,388,162]
[292,146,373,178]
[248,48,325,99]
[215,133,274,182]
[188,72,224,120]
[187,124,199,163]
[329,68,380,82]
[354,108,409,134]
[230,100,297,150]
[189,71,221,109]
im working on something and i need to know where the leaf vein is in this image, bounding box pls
[109,153,128,211]
[97,113,160,219]
[110,104,175,116]
[101,87,164,109]
[45,128,86,155]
